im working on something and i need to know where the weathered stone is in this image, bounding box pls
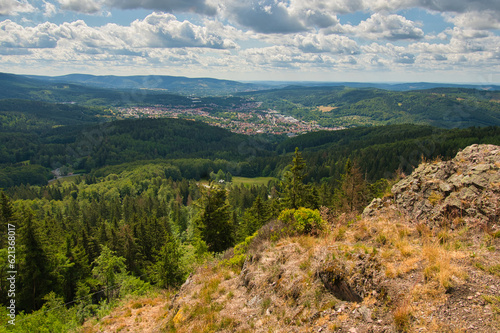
[444,193,462,209]
[439,182,453,193]
[389,144,500,226]
[358,305,372,322]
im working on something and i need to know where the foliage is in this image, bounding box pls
[278,208,324,235]
[92,246,127,302]
[240,86,500,129]
[154,234,186,288]
[224,232,258,269]
[0,81,500,330]
[337,158,369,213]
[197,185,234,253]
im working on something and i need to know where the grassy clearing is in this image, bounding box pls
[231,177,277,186]
[49,174,82,184]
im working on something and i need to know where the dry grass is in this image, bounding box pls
[393,299,413,332]
[422,243,467,291]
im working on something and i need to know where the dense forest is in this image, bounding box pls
[240,86,500,128]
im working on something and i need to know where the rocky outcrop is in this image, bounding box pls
[373,144,500,226]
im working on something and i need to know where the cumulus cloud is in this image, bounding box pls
[0,20,58,48]
[0,13,237,51]
[395,52,415,64]
[240,45,337,69]
[445,11,500,30]
[0,0,34,15]
[114,12,237,49]
[44,1,58,16]
[293,34,359,54]
[221,0,306,33]
[354,13,424,41]
[219,0,347,33]
[410,0,500,14]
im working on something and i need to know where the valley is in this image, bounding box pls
[0,72,499,333]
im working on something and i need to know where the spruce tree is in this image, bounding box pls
[155,232,184,288]
[338,158,369,213]
[281,148,311,209]
[240,196,270,239]
[198,184,234,253]
[18,209,53,312]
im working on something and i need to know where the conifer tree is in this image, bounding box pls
[198,184,234,253]
[92,246,126,302]
[155,231,185,288]
[281,148,311,209]
[239,196,270,240]
[18,209,53,312]
[338,158,369,213]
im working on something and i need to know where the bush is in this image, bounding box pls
[278,208,324,235]
[224,232,258,269]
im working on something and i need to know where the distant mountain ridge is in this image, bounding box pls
[24,73,267,96]
[245,81,500,91]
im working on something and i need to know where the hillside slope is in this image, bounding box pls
[83,145,500,333]
[240,86,500,128]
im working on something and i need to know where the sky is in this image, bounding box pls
[1,0,500,83]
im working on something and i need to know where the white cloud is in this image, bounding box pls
[444,11,500,30]
[0,13,237,51]
[120,12,237,49]
[44,1,58,16]
[353,13,424,41]
[0,0,34,15]
[222,0,306,33]
[411,0,500,14]
[0,20,58,48]
[293,34,359,54]
[240,45,337,69]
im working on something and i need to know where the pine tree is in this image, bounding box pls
[338,158,369,213]
[239,196,270,240]
[281,148,311,209]
[198,184,234,253]
[155,232,185,288]
[18,209,53,312]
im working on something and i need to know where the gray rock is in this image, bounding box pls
[387,144,500,225]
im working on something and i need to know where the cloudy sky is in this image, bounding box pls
[1,0,499,83]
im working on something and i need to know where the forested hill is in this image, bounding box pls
[239,85,500,128]
[0,117,276,187]
[0,73,193,106]
[0,99,109,132]
[3,72,500,129]
[273,125,500,182]
[25,73,265,96]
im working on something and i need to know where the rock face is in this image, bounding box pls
[389,144,500,226]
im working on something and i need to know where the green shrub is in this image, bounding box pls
[278,208,324,235]
[223,232,258,269]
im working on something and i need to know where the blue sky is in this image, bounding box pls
[1,0,499,83]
